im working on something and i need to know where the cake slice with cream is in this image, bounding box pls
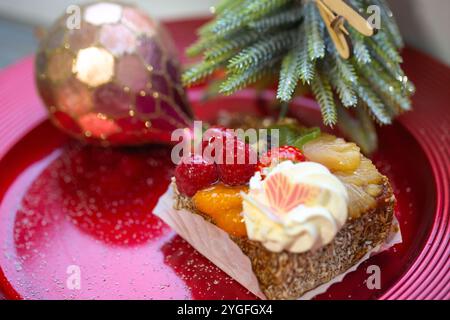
[154,118,399,299]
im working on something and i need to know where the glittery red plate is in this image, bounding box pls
[0,20,448,300]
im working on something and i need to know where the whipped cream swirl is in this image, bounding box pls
[242,161,348,253]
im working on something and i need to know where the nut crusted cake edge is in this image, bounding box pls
[170,177,396,300]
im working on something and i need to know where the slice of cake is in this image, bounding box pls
[155,120,399,299]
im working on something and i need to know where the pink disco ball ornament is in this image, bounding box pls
[35,1,193,146]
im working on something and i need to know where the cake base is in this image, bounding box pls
[154,181,400,300]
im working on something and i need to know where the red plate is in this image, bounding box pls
[0,20,448,300]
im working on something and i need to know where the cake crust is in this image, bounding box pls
[173,178,395,299]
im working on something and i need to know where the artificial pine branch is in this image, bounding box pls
[297,38,315,84]
[332,50,357,84]
[330,68,358,108]
[244,0,291,21]
[304,1,325,60]
[348,27,371,64]
[373,31,403,64]
[228,29,297,72]
[312,67,337,126]
[357,58,411,112]
[183,0,414,153]
[182,52,233,84]
[210,7,248,37]
[205,31,261,60]
[220,58,279,94]
[213,0,242,15]
[373,0,404,48]
[366,36,404,80]
[277,45,302,101]
[249,5,303,31]
[355,77,391,124]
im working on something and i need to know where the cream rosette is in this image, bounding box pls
[242,161,348,253]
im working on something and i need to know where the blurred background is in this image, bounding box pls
[0,0,449,68]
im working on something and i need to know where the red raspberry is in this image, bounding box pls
[200,126,235,157]
[258,145,305,173]
[175,154,218,197]
[217,138,257,186]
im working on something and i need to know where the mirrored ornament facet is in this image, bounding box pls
[55,78,93,116]
[74,47,115,87]
[84,2,122,25]
[47,49,73,83]
[100,24,136,56]
[68,22,98,51]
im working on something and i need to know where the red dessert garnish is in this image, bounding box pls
[258,145,305,174]
[175,154,219,196]
[200,126,234,157]
[217,138,257,186]
[177,127,257,192]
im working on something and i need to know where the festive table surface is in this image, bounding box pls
[0,19,448,300]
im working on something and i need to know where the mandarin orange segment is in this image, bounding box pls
[193,184,248,237]
[215,208,247,237]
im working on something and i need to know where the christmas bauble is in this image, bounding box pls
[35,1,193,145]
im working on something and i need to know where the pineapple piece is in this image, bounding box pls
[334,157,383,186]
[304,134,384,218]
[339,183,377,218]
[335,158,384,218]
[303,134,361,173]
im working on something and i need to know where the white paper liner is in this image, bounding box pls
[154,185,402,300]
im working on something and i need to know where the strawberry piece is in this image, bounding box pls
[175,154,219,196]
[217,138,257,186]
[258,145,305,173]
